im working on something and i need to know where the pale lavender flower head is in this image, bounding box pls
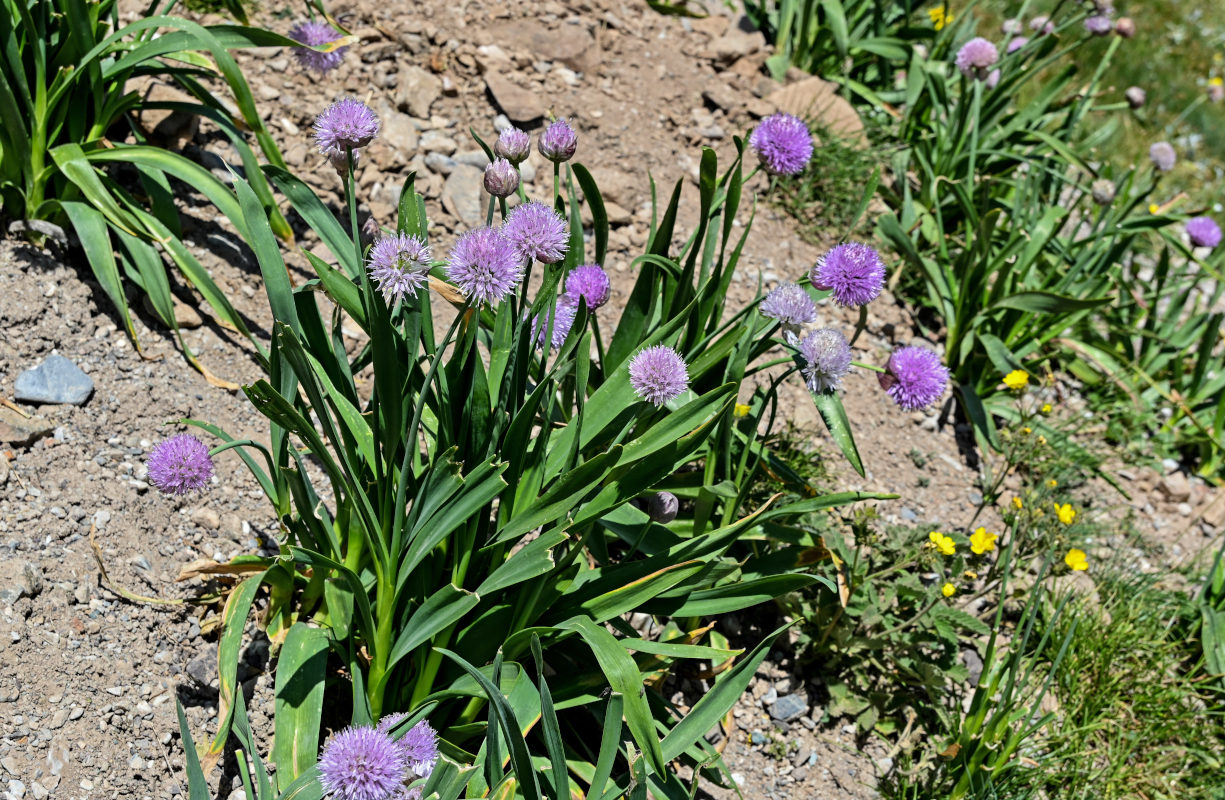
[955,38,999,80]
[367,233,432,304]
[395,721,438,778]
[1150,141,1176,172]
[760,282,817,328]
[317,725,408,800]
[1001,18,1023,35]
[289,21,347,73]
[532,297,578,351]
[629,345,689,406]
[985,69,1001,90]
[446,227,522,305]
[1084,15,1113,36]
[314,98,380,155]
[1006,37,1029,54]
[538,119,578,163]
[1115,17,1135,38]
[879,346,949,410]
[1187,216,1222,249]
[749,113,813,176]
[647,491,679,523]
[328,147,359,178]
[798,329,852,393]
[148,434,214,495]
[483,158,519,198]
[1125,86,1147,109]
[565,264,611,310]
[811,242,886,307]
[494,127,532,164]
[1030,16,1055,35]
[502,201,569,264]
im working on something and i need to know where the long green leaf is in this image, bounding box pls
[273,623,329,792]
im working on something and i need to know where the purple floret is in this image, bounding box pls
[483,158,519,198]
[760,282,817,328]
[395,721,438,778]
[880,346,949,410]
[538,119,578,163]
[955,37,999,79]
[288,21,347,73]
[798,329,852,393]
[317,726,408,800]
[502,202,569,265]
[147,434,214,495]
[565,264,611,310]
[749,113,813,176]
[1187,216,1222,249]
[629,345,689,406]
[1150,141,1176,172]
[314,98,380,155]
[446,227,522,305]
[1084,15,1113,36]
[811,243,886,308]
[494,127,532,164]
[367,233,432,304]
[1006,37,1028,54]
[533,297,579,351]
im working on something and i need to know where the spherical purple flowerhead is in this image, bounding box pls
[748,113,813,176]
[532,297,578,351]
[1084,15,1113,36]
[494,127,532,165]
[317,726,408,800]
[955,38,999,80]
[798,329,852,393]
[811,242,886,307]
[147,434,214,495]
[1115,16,1135,38]
[367,233,432,304]
[1001,17,1022,35]
[565,264,611,310]
[314,98,380,155]
[289,21,347,73]
[1030,15,1054,35]
[1006,36,1029,54]
[1187,216,1222,249]
[1150,141,1176,172]
[446,227,522,305]
[1125,86,1147,109]
[880,346,949,411]
[760,282,817,327]
[483,158,519,198]
[502,201,569,264]
[396,721,439,778]
[629,345,689,406]
[647,491,679,523]
[538,119,578,163]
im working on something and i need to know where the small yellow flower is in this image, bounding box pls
[1055,503,1076,525]
[1047,478,1058,488]
[1041,403,1053,414]
[1211,77,1224,87]
[941,582,956,597]
[1022,426,1032,435]
[970,527,998,555]
[1037,435,1046,445]
[1065,548,1088,571]
[1149,203,1161,214]
[929,531,956,556]
[928,6,953,30]
[1035,507,1045,517]
[1003,370,1029,390]
[1011,496,1023,510]
[963,570,978,580]
[733,403,752,417]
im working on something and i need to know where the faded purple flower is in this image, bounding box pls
[289,21,347,73]
[395,721,438,779]
[1091,178,1116,205]
[1115,17,1135,38]
[1001,17,1022,35]
[367,233,432,304]
[483,158,519,198]
[1187,216,1222,249]
[314,98,380,155]
[629,345,689,406]
[1150,141,1176,172]
[647,492,679,523]
[1084,15,1113,36]
[533,297,578,351]
[760,282,817,328]
[494,127,532,164]
[502,201,569,264]
[811,242,886,308]
[328,147,359,178]
[955,38,999,80]
[1006,37,1029,54]
[148,434,214,495]
[1030,15,1055,35]
[317,725,408,800]
[749,113,813,176]
[446,227,522,305]
[879,346,949,411]
[798,329,852,393]
[1125,86,1147,109]
[985,69,1001,90]
[565,264,611,310]
[538,119,578,163]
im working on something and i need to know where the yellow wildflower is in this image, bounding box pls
[1041,403,1053,414]
[1149,203,1161,214]
[929,531,956,556]
[929,6,953,30]
[1055,503,1076,525]
[733,403,752,417]
[1022,426,1032,434]
[1047,478,1058,488]
[970,527,998,555]
[1211,77,1224,87]
[963,570,978,580]
[1011,496,1023,510]
[941,582,956,597]
[1003,370,1029,390]
[1037,435,1047,445]
[1065,548,1088,571]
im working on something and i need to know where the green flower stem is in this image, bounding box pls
[367,569,396,719]
[848,305,869,347]
[485,195,495,227]
[850,360,885,373]
[590,314,607,371]
[553,161,561,208]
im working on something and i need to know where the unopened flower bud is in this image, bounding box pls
[539,119,578,163]
[494,127,531,165]
[1125,86,1146,109]
[1090,179,1115,205]
[329,147,358,178]
[1114,17,1135,38]
[647,492,679,523]
[483,158,519,198]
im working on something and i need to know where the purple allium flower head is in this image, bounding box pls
[1187,216,1222,249]
[565,264,611,310]
[1001,17,1023,35]
[494,127,532,164]
[317,725,408,800]
[148,434,214,495]
[760,282,817,328]
[1029,15,1055,35]
[446,227,522,305]
[985,69,1001,90]
[395,721,439,778]
[483,158,519,198]
[502,201,569,264]
[314,98,380,155]
[1125,86,1147,109]
[1084,15,1113,36]
[955,38,1000,80]
[538,119,578,163]
[811,243,886,307]
[1115,16,1135,38]
[748,113,813,176]
[1007,36,1029,54]
[629,345,689,406]
[879,346,949,411]
[647,491,679,523]
[798,329,852,393]
[532,297,578,351]
[367,232,432,304]
[289,21,347,73]
[1150,141,1176,172]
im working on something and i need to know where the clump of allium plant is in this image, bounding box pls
[288,20,348,73]
[483,158,519,198]
[494,127,531,164]
[761,281,818,330]
[1149,141,1176,173]
[538,118,578,163]
[147,434,214,495]
[879,346,950,411]
[565,264,611,310]
[799,329,852,393]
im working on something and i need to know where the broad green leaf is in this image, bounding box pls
[273,624,329,792]
[811,391,864,476]
[207,571,268,760]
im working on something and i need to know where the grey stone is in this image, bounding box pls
[961,648,984,685]
[0,407,54,446]
[0,560,43,605]
[441,165,487,230]
[900,507,918,521]
[424,153,457,175]
[8,220,68,245]
[0,757,17,775]
[484,73,545,124]
[453,150,489,168]
[14,355,94,406]
[394,65,441,119]
[420,130,457,155]
[1159,472,1191,503]
[8,779,26,798]
[497,20,600,73]
[750,730,766,745]
[711,16,766,63]
[769,693,807,722]
[187,651,219,688]
[31,782,48,800]
[381,109,420,155]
